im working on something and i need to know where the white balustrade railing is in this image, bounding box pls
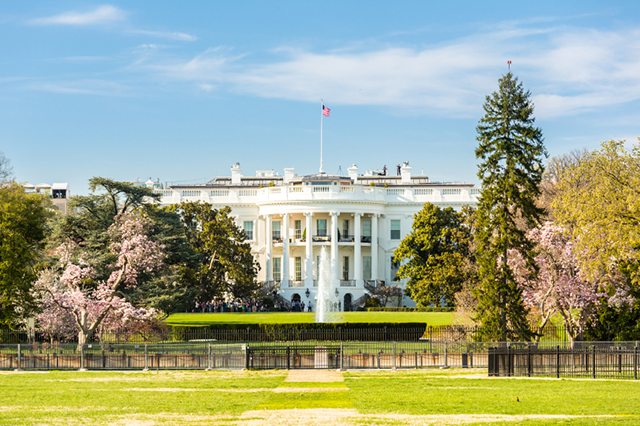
[156,185,479,205]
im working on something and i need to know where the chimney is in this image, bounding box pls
[347,164,358,182]
[401,162,412,184]
[283,168,295,184]
[231,162,242,185]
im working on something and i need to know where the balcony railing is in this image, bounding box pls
[312,235,331,242]
[157,185,479,205]
[289,280,304,288]
[361,236,372,243]
[340,280,356,287]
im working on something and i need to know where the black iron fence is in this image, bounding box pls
[2,341,639,377]
[0,325,569,344]
[488,342,640,379]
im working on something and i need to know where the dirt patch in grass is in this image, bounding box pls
[284,370,344,382]
[120,387,271,392]
[238,409,621,425]
[273,387,349,393]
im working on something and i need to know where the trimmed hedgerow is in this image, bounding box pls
[366,307,455,312]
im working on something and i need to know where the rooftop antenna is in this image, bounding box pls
[337,165,343,175]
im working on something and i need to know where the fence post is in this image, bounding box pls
[507,344,511,377]
[592,346,596,379]
[527,345,531,378]
[340,342,344,371]
[245,346,250,370]
[143,344,148,372]
[206,344,211,371]
[16,344,21,371]
[634,344,637,380]
[392,342,397,370]
[286,346,290,370]
[444,342,448,368]
[556,345,560,379]
[80,345,86,371]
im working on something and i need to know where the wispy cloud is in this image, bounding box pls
[28,5,125,26]
[135,24,640,119]
[130,30,197,42]
[27,80,128,96]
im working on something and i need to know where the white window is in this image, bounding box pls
[390,220,401,240]
[343,219,349,238]
[362,220,371,242]
[295,257,302,281]
[317,219,327,237]
[273,257,281,282]
[295,220,302,239]
[272,221,281,240]
[363,256,371,281]
[343,256,349,280]
[243,221,254,240]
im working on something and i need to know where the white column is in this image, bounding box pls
[371,214,379,281]
[330,211,339,286]
[266,214,272,281]
[304,212,313,287]
[282,213,290,287]
[354,213,362,286]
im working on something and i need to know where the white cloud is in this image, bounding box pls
[134,24,640,119]
[27,80,128,96]
[130,30,197,42]
[28,5,125,26]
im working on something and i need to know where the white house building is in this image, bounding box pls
[155,163,478,310]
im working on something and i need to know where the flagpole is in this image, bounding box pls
[320,99,324,174]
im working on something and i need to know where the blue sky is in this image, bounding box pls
[2,1,640,194]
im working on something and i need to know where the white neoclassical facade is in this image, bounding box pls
[155,163,478,310]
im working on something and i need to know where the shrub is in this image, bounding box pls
[366,307,455,312]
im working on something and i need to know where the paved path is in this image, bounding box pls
[283,369,344,382]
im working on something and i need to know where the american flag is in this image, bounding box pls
[322,105,330,117]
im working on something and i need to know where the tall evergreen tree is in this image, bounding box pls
[474,72,547,341]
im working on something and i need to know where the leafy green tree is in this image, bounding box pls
[168,202,260,304]
[553,140,640,340]
[474,72,547,341]
[0,182,52,325]
[394,203,475,307]
[553,140,640,284]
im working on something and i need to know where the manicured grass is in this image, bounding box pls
[0,369,639,425]
[165,311,454,326]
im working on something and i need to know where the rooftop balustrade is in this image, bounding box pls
[155,184,478,205]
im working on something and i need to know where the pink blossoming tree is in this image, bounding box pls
[509,222,632,342]
[34,213,165,345]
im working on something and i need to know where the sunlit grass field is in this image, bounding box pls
[165,311,454,326]
[1,369,638,425]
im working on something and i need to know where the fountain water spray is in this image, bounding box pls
[315,246,337,323]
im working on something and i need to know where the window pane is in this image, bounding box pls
[363,256,371,281]
[343,256,349,280]
[243,221,253,240]
[295,220,302,239]
[273,258,281,282]
[272,221,281,240]
[363,220,371,237]
[390,220,401,240]
[317,219,327,236]
[295,257,302,281]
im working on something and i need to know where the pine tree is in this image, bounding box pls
[474,72,547,341]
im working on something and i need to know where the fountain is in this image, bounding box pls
[315,246,337,323]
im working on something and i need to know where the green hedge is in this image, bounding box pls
[366,307,455,312]
[173,322,426,333]
[172,322,428,342]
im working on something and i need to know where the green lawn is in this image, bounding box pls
[0,369,638,425]
[165,311,454,326]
